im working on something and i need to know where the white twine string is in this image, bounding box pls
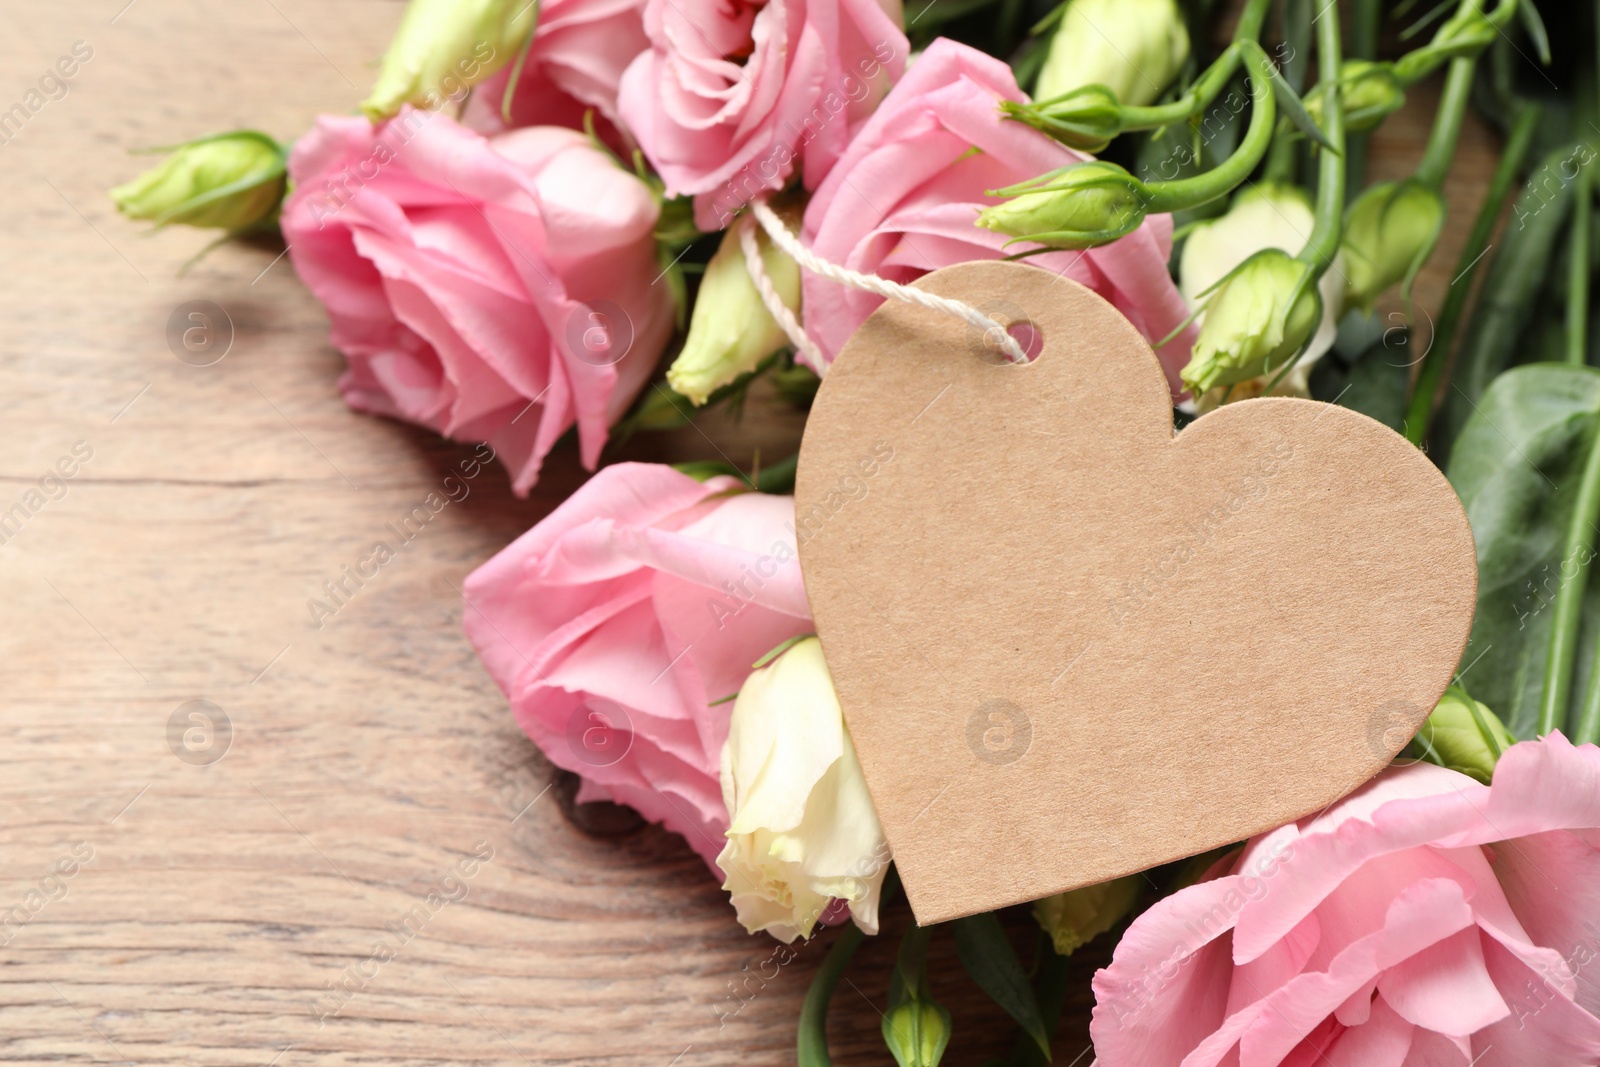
[740,214,826,369]
[743,199,1030,365]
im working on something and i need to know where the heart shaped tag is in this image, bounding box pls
[795,261,1477,924]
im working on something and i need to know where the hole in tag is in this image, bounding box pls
[1003,321,1043,362]
[968,299,1043,365]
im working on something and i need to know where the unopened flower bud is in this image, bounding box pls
[977,161,1148,250]
[111,131,287,231]
[361,0,534,121]
[1001,84,1125,153]
[1308,60,1404,134]
[882,997,952,1067]
[1033,875,1141,955]
[1181,249,1320,396]
[1415,686,1513,784]
[667,221,799,405]
[1341,179,1444,312]
[1035,0,1189,108]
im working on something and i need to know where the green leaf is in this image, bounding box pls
[1518,0,1552,65]
[752,633,812,670]
[1435,145,1576,462]
[1310,327,1411,433]
[1257,53,1335,152]
[753,451,800,494]
[1444,363,1600,738]
[672,459,741,483]
[952,913,1051,1059]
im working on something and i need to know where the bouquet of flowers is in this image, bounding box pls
[111,0,1600,1062]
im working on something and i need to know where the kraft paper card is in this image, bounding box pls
[794,260,1478,924]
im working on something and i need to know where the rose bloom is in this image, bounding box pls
[1091,735,1600,1066]
[617,0,908,229]
[282,112,671,495]
[461,463,812,868]
[462,0,648,137]
[800,39,1195,391]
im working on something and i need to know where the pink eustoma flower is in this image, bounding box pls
[1092,734,1600,1066]
[462,463,812,870]
[283,113,672,495]
[617,0,908,228]
[800,38,1195,391]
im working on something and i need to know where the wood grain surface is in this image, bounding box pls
[0,2,1494,1063]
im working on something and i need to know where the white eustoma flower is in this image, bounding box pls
[1035,0,1189,107]
[717,637,890,943]
[1179,183,1344,402]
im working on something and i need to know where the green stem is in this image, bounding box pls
[1416,60,1477,189]
[1297,9,1346,275]
[1282,0,1312,93]
[1345,0,1382,195]
[1140,44,1277,214]
[1394,0,1515,87]
[1262,119,1298,184]
[796,924,865,1067]
[499,1,542,124]
[797,866,899,1067]
[1404,103,1541,446]
[1117,0,1273,130]
[1568,162,1593,366]
[1539,430,1600,737]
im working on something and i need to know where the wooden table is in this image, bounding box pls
[0,2,1495,1063]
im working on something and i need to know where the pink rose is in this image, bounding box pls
[462,463,812,869]
[1091,735,1600,1066]
[282,112,672,495]
[617,0,907,229]
[800,39,1195,391]
[462,0,648,138]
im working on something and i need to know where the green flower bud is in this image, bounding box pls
[1181,249,1320,396]
[1001,84,1125,153]
[1416,686,1514,784]
[111,131,287,231]
[1032,874,1141,956]
[667,221,799,406]
[976,161,1149,250]
[1035,0,1189,108]
[882,998,952,1067]
[1307,60,1405,134]
[1341,179,1444,313]
[361,0,535,121]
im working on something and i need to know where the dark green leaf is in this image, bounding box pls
[1435,145,1576,463]
[1518,0,1551,65]
[672,460,741,483]
[1445,363,1600,738]
[1311,331,1410,432]
[952,913,1051,1058]
[1247,42,1335,151]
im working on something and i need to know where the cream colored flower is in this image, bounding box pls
[1033,875,1141,955]
[1179,183,1344,406]
[718,637,890,943]
[667,220,799,406]
[1035,0,1189,107]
